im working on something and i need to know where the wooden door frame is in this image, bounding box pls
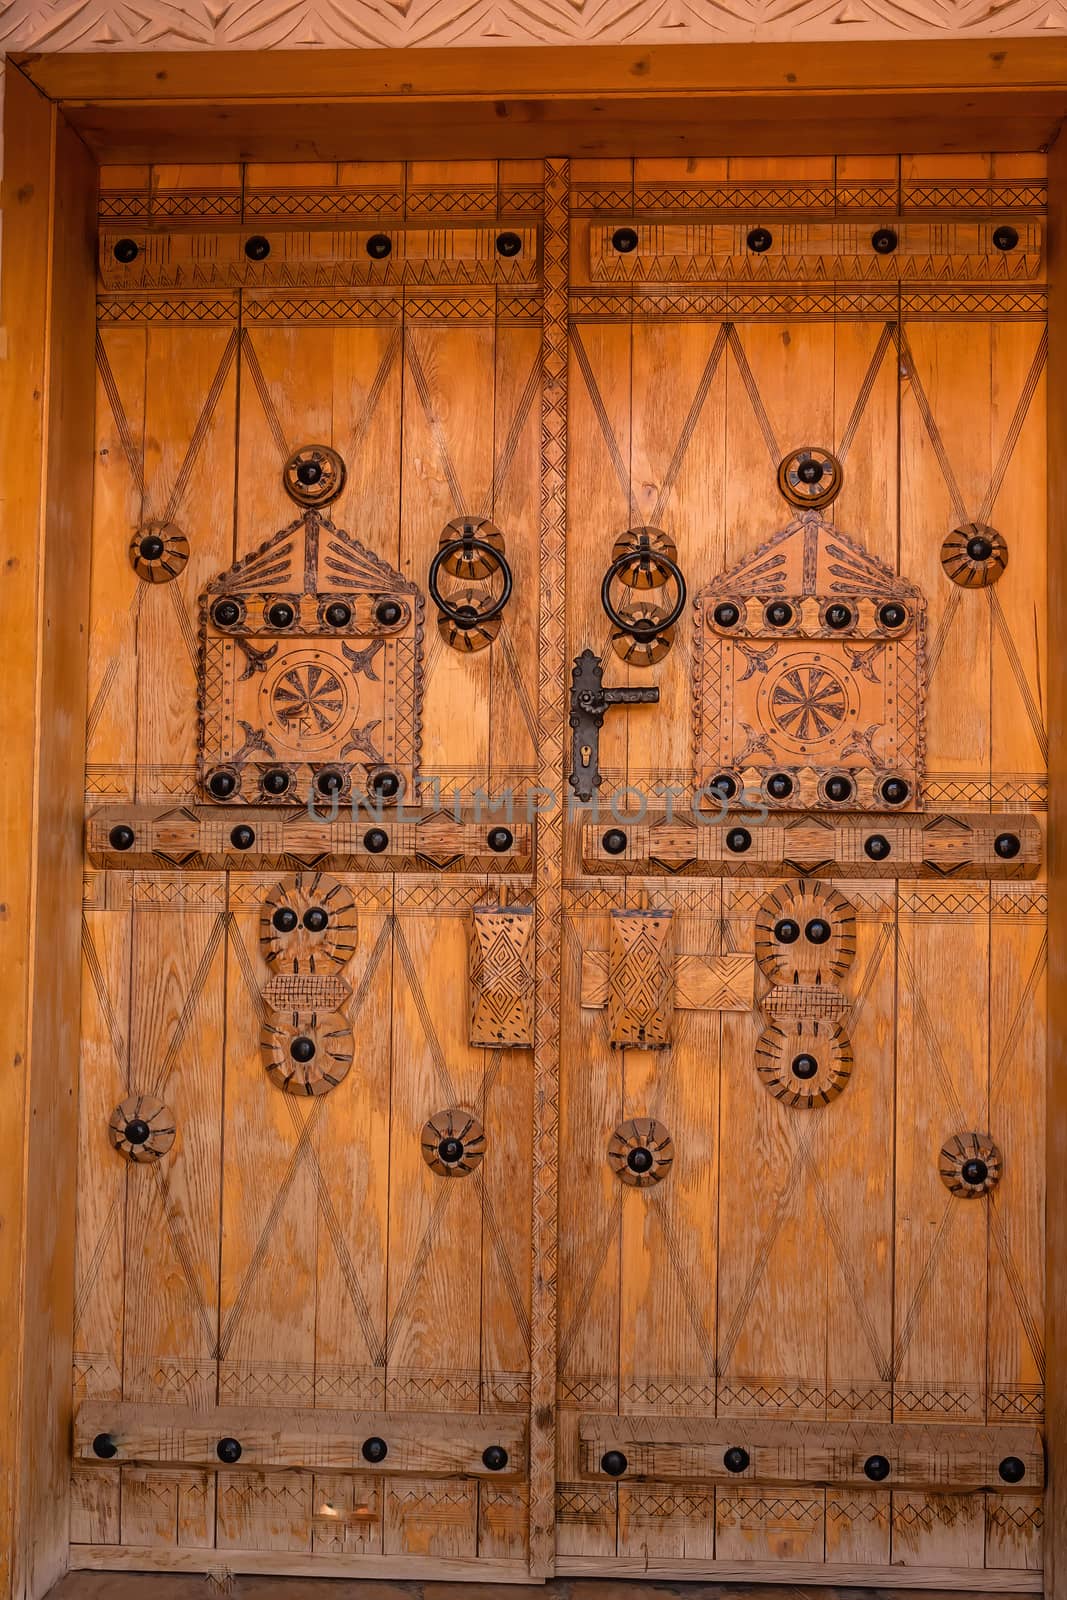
[2,40,1065,1600]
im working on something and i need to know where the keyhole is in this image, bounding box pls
[581,744,592,766]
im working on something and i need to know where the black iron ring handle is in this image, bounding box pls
[601,550,686,638]
[429,537,513,629]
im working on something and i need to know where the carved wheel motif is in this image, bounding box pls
[283,444,347,508]
[260,873,358,975]
[939,1131,1003,1197]
[754,880,857,986]
[607,1118,674,1188]
[940,523,1009,588]
[777,447,843,509]
[261,1010,354,1095]
[766,659,853,746]
[421,1110,486,1177]
[756,1018,854,1108]
[129,520,189,584]
[108,1094,176,1162]
[260,648,357,754]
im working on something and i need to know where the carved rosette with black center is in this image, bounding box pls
[694,510,926,811]
[607,1118,674,1188]
[108,1094,176,1162]
[258,873,355,1096]
[939,1131,1003,1197]
[197,463,423,806]
[753,880,856,1109]
[421,1110,486,1177]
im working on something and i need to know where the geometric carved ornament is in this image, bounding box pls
[607,907,674,1048]
[694,511,926,812]
[197,501,423,807]
[754,879,856,1109]
[469,904,534,1048]
[257,872,355,1095]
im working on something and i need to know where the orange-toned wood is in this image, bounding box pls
[0,66,98,1600]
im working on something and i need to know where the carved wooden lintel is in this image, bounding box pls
[582,811,1040,878]
[469,904,535,1048]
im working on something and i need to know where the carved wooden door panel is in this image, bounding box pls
[72,153,1046,1590]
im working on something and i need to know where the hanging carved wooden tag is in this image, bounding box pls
[468,904,535,1048]
[607,908,675,1048]
[197,506,423,806]
[693,511,926,812]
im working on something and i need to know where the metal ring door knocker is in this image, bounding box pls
[602,527,687,665]
[429,516,514,653]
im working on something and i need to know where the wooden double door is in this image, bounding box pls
[73,153,1046,1588]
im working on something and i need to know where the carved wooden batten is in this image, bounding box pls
[469,904,535,1048]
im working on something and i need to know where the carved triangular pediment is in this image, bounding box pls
[703,511,921,601]
[204,510,416,601]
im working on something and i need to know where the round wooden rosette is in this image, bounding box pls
[940,522,1009,588]
[607,1117,674,1188]
[283,444,347,508]
[421,1109,486,1178]
[754,879,857,986]
[260,873,357,975]
[129,519,189,584]
[939,1131,1003,1197]
[755,1018,853,1109]
[108,1093,176,1162]
[260,1011,354,1096]
[777,446,843,510]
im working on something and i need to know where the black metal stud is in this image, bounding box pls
[880,777,910,806]
[993,224,1020,252]
[303,907,329,932]
[92,1433,118,1459]
[267,600,296,628]
[967,533,994,561]
[612,227,638,253]
[324,600,352,627]
[961,1157,989,1186]
[370,770,401,799]
[627,1146,654,1174]
[765,601,793,628]
[207,769,238,799]
[272,907,298,933]
[488,827,514,852]
[999,1456,1026,1484]
[826,603,853,630]
[602,829,627,856]
[364,828,389,854]
[805,918,831,944]
[792,1054,819,1080]
[109,824,135,852]
[995,833,1021,859]
[713,602,741,627]
[362,1436,388,1463]
[747,227,772,253]
[797,458,824,485]
[711,773,738,800]
[483,1445,509,1471]
[825,775,854,803]
[376,599,403,626]
[244,235,271,260]
[723,1446,750,1474]
[113,238,139,264]
[879,602,907,628]
[230,825,255,850]
[290,1036,316,1064]
[865,834,891,861]
[124,1118,151,1146]
[726,828,751,854]
[766,773,794,800]
[139,533,165,561]
[864,1454,891,1482]
[601,1450,628,1476]
[296,459,322,485]
[438,1137,465,1164]
[217,1437,243,1463]
[774,918,800,944]
[871,227,898,254]
[212,598,242,628]
[366,233,392,259]
[496,232,522,257]
[316,769,344,796]
[263,768,290,796]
